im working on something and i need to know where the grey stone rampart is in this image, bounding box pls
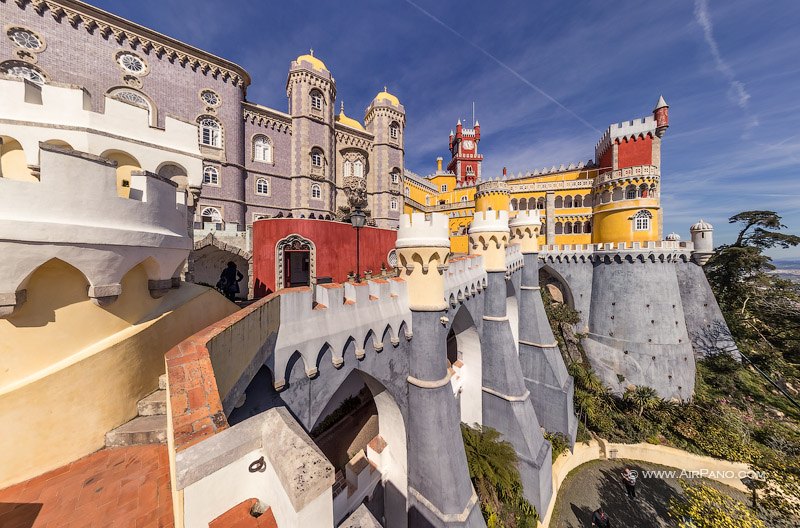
[585,252,695,400]
[676,261,739,359]
[479,271,553,515]
[518,253,577,445]
[539,254,594,331]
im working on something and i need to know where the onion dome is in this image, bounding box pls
[665,232,681,241]
[690,219,713,231]
[374,86,399,106]
[295,50,327,71]
[335,101,365,131]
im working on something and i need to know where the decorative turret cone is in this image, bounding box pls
[396,213,450,311]
[468,210,509,272]
[509,210,542,254]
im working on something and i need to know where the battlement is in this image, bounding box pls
[509,210,542,227]
[469,210,510,234]
[505,242,524,274]
[595,114,658,161]
[0,144,191,313]
[273,279,411,386]
[0,78,202,187]
[594,165,659,187]
[475,180,510,196]
[444,255,486,307]
[539,240,695,265]
[397,213,450,248]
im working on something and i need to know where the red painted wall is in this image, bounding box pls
[252,218,398,297]
[598,146,614,171]
[617,135,653,169]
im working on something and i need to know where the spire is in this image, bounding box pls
[653,95,669,111]
[457,118,462,125]
[384,85,387,92]
[475,119,480,127]
[309,48,314,56]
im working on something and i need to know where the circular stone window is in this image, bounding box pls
[116,52,148,76]
[200,90,220,107]
[8,28,44,51]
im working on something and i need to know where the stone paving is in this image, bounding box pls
[549,459,749,527]
[0,445,173,528]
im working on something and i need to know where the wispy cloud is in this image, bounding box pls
[693,0,758,131]
[403,0,600,134]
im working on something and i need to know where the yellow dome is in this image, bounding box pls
[375,88,399,106]
[295,51,327,71]
[335,103,365,131]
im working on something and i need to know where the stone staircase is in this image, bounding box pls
[105,374,168,447]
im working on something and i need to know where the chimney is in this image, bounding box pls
[502,167,507,178]
[436,157,443,172]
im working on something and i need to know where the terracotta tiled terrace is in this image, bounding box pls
[0,446,173,528]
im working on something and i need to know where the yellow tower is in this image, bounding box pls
[474,180,510,213]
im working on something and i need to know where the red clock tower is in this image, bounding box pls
[447,119,482,185]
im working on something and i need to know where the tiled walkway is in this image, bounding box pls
[0,446,173,528]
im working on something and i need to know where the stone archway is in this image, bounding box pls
[275,234,316,289]
[539,264,574,308]
[189,234,252,300]
[447,304,483,426]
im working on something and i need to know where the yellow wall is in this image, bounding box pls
[0,136,35,182]
[450,234,469,254]
[102,150,140,198]
[475,192,509,213]
[592,205,660,244]
[0,260,238,487]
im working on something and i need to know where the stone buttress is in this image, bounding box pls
[396,213,484,527]
[509,211,578,446]
[468,210,553,515]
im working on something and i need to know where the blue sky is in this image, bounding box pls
[94,0,800,258]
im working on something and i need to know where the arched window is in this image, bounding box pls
[633,210,652,231]
[390,198,398,210]
[256,177,269,195]
[564,195,573,208]
[405,186,410,196]
[253,136,272,163]
[465,166,474,176]
[510,198,518,211]
[564,222,573,234]
[353,159,364,178]
[109,89,150,111]
[310,89,323,111]
[626,185,637,200]
[649,184,657,198]
[555,221,563,235]
[639,183,649,198]
[203,166,219,185]
[555,196,563,208]
[311,183,322,199]
[199,117,221,147]
[425,196,430,205]
[0,60,46,85]
[574,195,583,208]
[460,195,468,202]
[389,121,400,140]
[612,187,624,201]
[518,198,527,210]
[390,168,400,184]
[584,221,592,233]
[311,148,323,168]
[537,197,545,210]
[574,222,582,234]
[200,206,222,223]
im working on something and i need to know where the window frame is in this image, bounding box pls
[253,135,272,163]
[390,198,398,210]
[310,183,322,199]
[255,177,270,195]
[310,90,324,112]
[633,210,652,231]
[440,184,448,192]
[199,117,222,148]
[200,206,223,223]
[202,166,220,186]
[311,149,324,168]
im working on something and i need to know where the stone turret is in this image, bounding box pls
[509,210,541,254]
[396,213,451,311]
[690,219,714,265]
[474,180,510,213]
[468,210,509,271]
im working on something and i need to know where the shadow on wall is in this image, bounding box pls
[191,246,249,300]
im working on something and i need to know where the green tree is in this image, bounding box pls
[705,211,800,371]
[461,423,538,527]
[669,480,766,527]
[623,385,661,417]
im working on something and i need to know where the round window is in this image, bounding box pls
[1,62,45,85]
[201,90,220,106]
[117,52,147,75]
[9,29,42,50]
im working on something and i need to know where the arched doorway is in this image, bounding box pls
[190,234,251,300]
[539,265,574,308]
[276,234,315,288]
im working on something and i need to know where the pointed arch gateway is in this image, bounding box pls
[275,234,316,289]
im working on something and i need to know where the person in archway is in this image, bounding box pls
[217,261,243,301]
[591,507,611,527]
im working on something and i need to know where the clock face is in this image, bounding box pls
[462,140,475,150]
